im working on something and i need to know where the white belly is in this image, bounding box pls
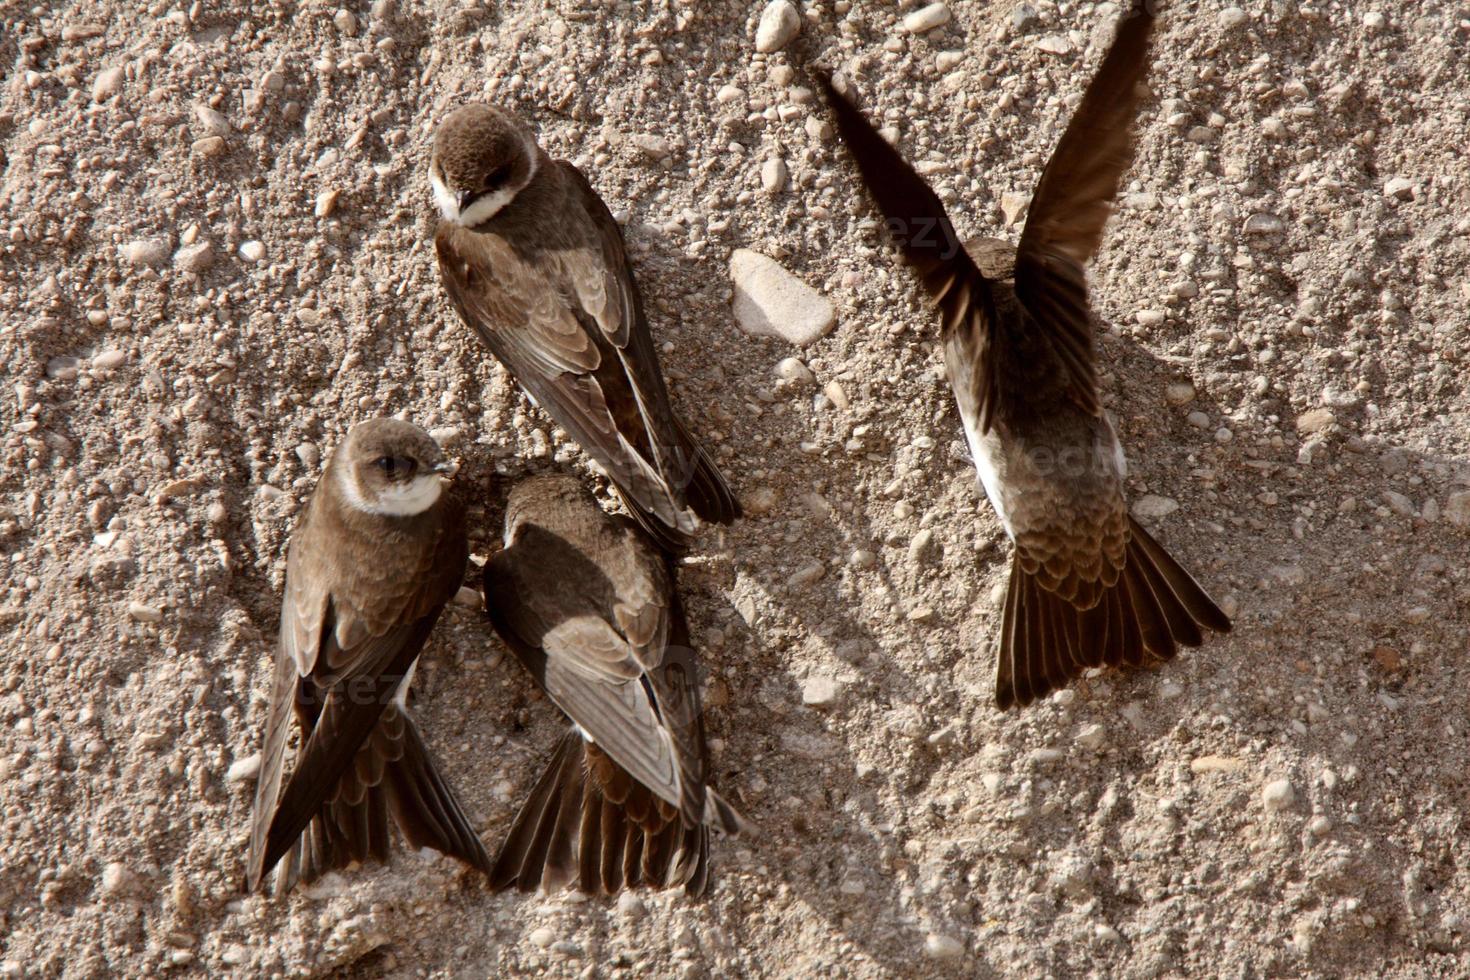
[959,408,1015,540]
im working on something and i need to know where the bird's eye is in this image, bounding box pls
[374,455,418,479]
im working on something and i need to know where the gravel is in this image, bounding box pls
[2,1,1468,977]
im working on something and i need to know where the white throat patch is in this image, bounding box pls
[430,134,539,227]
[337,465,444,517]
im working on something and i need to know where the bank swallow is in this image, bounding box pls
[482,473,747,895]
[246,418,490,892]
[431,104,740,554]
[820,2,1230,709]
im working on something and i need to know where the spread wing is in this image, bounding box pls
[482,519,704,826]
[1012,2,1155,409]
[434,168,703,547]
[817,73,1006,435]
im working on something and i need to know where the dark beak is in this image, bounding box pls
[456,190,476,214]
[432,460,455,475]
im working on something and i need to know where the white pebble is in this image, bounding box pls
[1262,778,1297,813]
[924,933,965,960]
[92,66,126,102]
[787,562,826,588]
[755,0,800,53]
[1164,381,1196,405]
[775,357,814,384]
[903,2,952,34]
[1363,11,1386,31]
[121,238,170,269]
[1218,7,1249,28]
[333,8,358,34]
[1135,309,1166,327]
[91,350,127,371]
[127,601,163,623]
[760,157,788,195]
[716,84,746,105]
[730,249,836,347]
[226,753,261,783]
[527,927,555,948]
[173,241,215,274]
[1382,177,1414,201]
[239,240,266,263]
[1133,495,1179,520]
[1243,212,1284,235]
[193,104,232,137]
[101,862,138,897]
[802,675,843,707]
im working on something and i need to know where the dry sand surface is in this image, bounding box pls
[3,0,1470,976]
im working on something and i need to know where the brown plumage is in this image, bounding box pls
[819,2,1230,709]
[481,473,748,895]
[431,104,739,554]
[245,419,490,893]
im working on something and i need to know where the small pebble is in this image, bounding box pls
[802,675,842,707]
[924,933,965,960]
[755,0,801,53]
[1243,212,1284,235]
[239,241,267,263]
[1164,381,1196,406]
[92,350,127,370]
[173,241,214,274]
[122,238,170,269]
[333,8,358,34]
[775,357,814,384]
[787,562,826,588]
[730,249,836,347]
[1075,724,1105,750]
[1442,491,1470,527]
[528,927,556,949]
[1262,778,1297,813]
[616,891,645,918]
[92,66,126,102]
[903,2,952,34]
[1218,7,1249,28]
[127,601,163,623]
[1135,309,1166,327]
[760,157,788,195]
[226,754,260,783]
[194,104,232,137]
[315,190,340,218]
[192,136,227,157]
[1382,177,1414,201]
[1036,35,1071,55]
[1295,408,1335,434]
[101,862,138,897]
[1132,495,1179,520]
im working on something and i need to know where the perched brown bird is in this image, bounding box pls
[819,2,1230,709]
[482,473,747,895]
[245,418,490,892]
[430,104,739,554]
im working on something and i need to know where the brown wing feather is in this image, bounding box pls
[1012,3,1156,410]
[245,491,477,892]
[818,72,1008,436]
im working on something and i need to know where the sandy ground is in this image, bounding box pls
[3,0,1470,976]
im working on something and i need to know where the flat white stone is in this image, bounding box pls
[730,249,836,347]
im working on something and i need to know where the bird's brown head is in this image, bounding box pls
[430,103,539,226]
[335,418,455,517]
[503,472,594,541]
